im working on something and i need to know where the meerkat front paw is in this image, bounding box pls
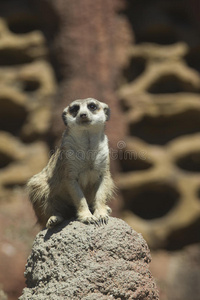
[93,212,109,225]
[77,211,98,225]
[46,215,64,229]
[93,205,111,225]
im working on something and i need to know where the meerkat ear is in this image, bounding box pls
[62,107,68,126]
[103,105,110,121]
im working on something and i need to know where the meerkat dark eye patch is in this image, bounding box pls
[69,104,80,117]
[88,103,98,111]
[104,107,110,121]
[62,111,67,126]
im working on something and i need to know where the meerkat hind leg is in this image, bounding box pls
[46,215,64,229]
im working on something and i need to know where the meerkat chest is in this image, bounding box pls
[77,148,107,188]
[64,133,108,182]
[76,137,108,171]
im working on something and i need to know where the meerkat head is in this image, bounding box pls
[62,98,110,130]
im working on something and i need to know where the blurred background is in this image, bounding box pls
[0,0,200,299]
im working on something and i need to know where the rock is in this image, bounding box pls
[0,131,49,200]
[116,134,200,249]
[0,289,7,300]
[166,244,200,300]
[0,6,57,200]
[20,217,159,300]
[150,244,200,300]
[117,39,200,249]
[0,60,56,141]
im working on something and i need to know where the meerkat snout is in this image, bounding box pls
[80,113,87,119]
[79,112,90,123]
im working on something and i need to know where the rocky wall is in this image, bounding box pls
[35,0,130,161]
[0,1,57,299]
[0,1,57,200]
[117,0,200,249]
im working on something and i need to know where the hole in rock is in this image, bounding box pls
[3,182,25,189]
[119,100,131,112]
[122,56,146,83]
[167,5,191,27]
[197,188,200,200]
[0,97,28,134]
[23,79,41,92]
[0,152,14,168]
[122,0,180,45]
[0,48,34,66]
[7,14,41,34]
[119,98,134,113]
[176,151,200,172]
[147,75,200,94]
[122,182,179,220]
[129,109,200,145]
[185,47,200,73]
[119,150,152,172]
[136,26,178,45]
[165,218,200,250]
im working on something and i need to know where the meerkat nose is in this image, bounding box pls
[80,113,88,119]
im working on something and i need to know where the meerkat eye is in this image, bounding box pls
[69,105,80,116]
[88,103,97,111]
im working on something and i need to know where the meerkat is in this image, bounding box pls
[27,98,115,228]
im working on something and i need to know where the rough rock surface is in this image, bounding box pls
[20,217,159,300]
